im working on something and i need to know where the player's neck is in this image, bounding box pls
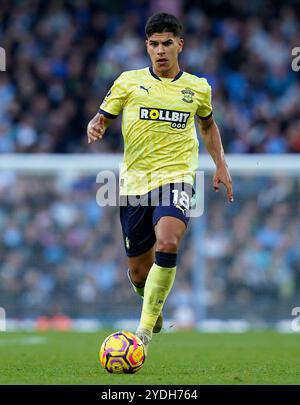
[152,65,181,79]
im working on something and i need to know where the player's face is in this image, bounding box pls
[146,32,184,77]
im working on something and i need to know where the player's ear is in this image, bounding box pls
[178,38,184,53]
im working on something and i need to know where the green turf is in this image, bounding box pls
[0,330,299,384]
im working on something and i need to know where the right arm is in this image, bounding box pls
[87,113,113,144]
[87,72,127,144]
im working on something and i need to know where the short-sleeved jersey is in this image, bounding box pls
[99,67,212,196]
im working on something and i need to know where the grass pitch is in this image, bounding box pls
[0,330,299,385]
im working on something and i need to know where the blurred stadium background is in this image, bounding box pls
[0,0,300,333]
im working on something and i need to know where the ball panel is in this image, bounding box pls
[127,344,145,367]
[106,356,130,373]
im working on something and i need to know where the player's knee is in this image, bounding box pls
[156,238,178,253]
[129,265,148,286]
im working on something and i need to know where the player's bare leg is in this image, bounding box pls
[127,246,164,334]
[128,247,154,288]
[155,216,186,253]
[136,216,186,353]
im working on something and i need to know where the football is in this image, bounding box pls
[99,331,145,374]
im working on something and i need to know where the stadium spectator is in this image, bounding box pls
[0,0,299,154]
[1,0,300,323]
[0,173,299,321]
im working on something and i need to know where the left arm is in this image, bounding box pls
[197,115,234,203]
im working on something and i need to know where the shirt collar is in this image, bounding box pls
[149,67,183,82]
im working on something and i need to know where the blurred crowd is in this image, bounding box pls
[0,172,299,321]
[201,175,300,321]
[1,0,300,323]
[1,0,300,154]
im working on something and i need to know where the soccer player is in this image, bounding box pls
[87,13,233,354]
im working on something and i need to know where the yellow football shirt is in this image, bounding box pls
[99,67,212,195]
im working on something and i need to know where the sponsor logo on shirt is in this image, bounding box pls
[140,107,190,129]
[140,85,151,93]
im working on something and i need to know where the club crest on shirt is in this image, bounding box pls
[181,88,194,103]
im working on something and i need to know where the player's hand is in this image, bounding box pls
[213,162,234,203]
[87,114,105,144]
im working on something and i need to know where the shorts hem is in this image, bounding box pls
[153,213,189,228]
[125,238,156,257]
